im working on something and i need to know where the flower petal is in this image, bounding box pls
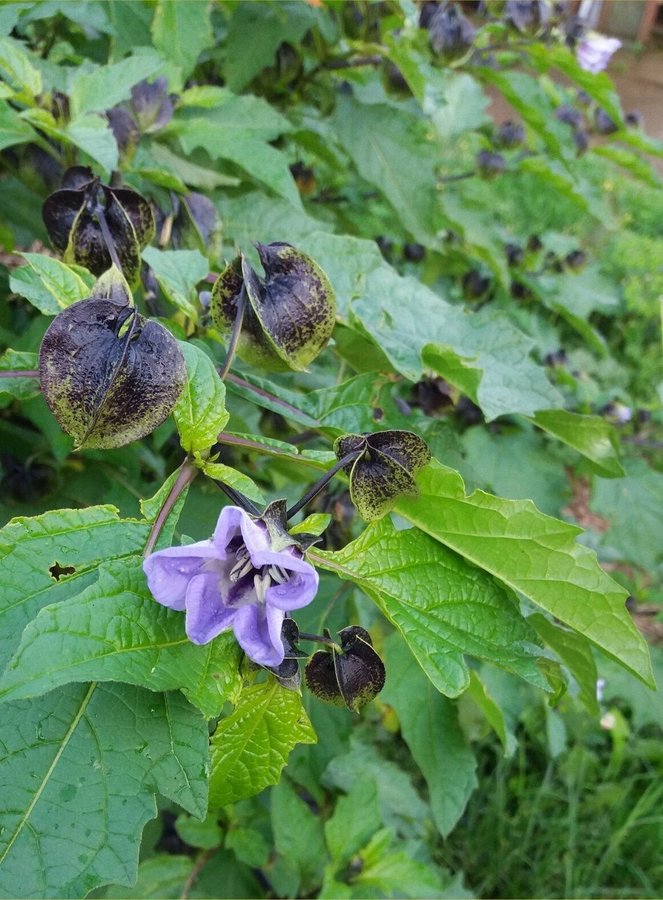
[233,603,285,667]
[262,554,319,611]
[213,504,270,556]
[143,540,218,610]
[184,572,236,644]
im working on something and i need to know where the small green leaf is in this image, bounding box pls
[272,779,327,890]
[0,35,42,101]
[152,0,212,80]
[324,779,381,868]
[105,856,193,899]
[209,679,316,807]
[66,114,119,175]
[9,253,92,315]
[382,636,477,838]
[528,613,599,715]
[395,461,654,688]
[173,342,229,455]
[0,683,208,898]
[142,247,208,319]
[0,349,40,400]
[69,53,162,117]
[465,670,517,756]
[531,409,624,478]
[0,556,242,718]
[0,505,149,670]
[311,518,547,697]
[0,99,35,150]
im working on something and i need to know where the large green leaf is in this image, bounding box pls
[0,506,149,670]
[0,99,35,150]
[423,311,563,420]
[9,253,92,315]
[311,518,548,697]
[531,409,624,478]
[0,557,242,717]
[0,35,41,100]
[66,113,119,175]
[152,0,212,80]
[395,461,654,688]
[528,613,599,715]
[382,636,477,837]
[333,95,441,245]
[173,342,229,455]
[591,459,663,572]
[209,679,316,807]
[0,682,207,898]
[69,53,162,117]
[324,779,381,868]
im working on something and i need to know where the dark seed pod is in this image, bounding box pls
[504,0,550,32]
[130,76,174,133]
[462,269,493,301]
[555,104,583,129]
[266,618,307,690]
[505,242,524,267]
[573,128,589,155]
[403,242,425,262]
[495,120,525,148]
[39,267,186,449]
[334,430,430,521]
[210,242,336,372]
[594,107,619,135]
[564,249,586,269]
[305,626,385,712]
[428,3,475,54]
[476,150,506,179]
[42,166,155,286]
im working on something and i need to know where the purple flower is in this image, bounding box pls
[143,506,318,667]
[576,34,621,74]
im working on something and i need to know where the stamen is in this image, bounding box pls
[268,565,288,584]
[229,553,253,582]
[254,573,267,605]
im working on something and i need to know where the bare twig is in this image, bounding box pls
[143,459,198,557]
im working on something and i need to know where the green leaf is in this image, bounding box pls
[152,0,212,80]
[333,95,441,245]
[176,89,292,140]
[311,518,547,697]
[199,460,265,506]
[105,856,193,899]
[592,145,663,189]
[66,114,119,175]
[209,679,316,807]
[324,779,381,867]
[223,0,319,92]
[425,70,490,139]
[0,99,35,150]
[422,309,563,419]
[0,556,242,718]
[0,682,208,898]
[173,342,229,455]
[142,247,208,319]
[0,35,41,101]
[531,409,624,478]
[591,459,663,572]
[528,613,599,715]
[0,505,149,671]
[69,53,162,117]
[138,142,240,191]
[9,253,92,315]
[466,670,517,756]
[272,779,327,890]
[395,461,654,688]
[382,636,477,837]
[172,118,302,209]
[0,349,40,401]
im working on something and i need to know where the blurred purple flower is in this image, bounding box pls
[143,506,318,666]
[576,34,621,74]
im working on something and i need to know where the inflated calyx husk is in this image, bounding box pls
[39,265,186,449]
[42,166,155,286]
[334,429,431,521]
[210,241,336,372]
[305,626,385,712]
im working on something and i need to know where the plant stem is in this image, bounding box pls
[286,450,360,520]
[180,848,215,900]
[143,459,198,557]
[96,207,123,272]
[0,369,39,378]
[297,631,341,651]
[213,479,262,516]
[218,284,247,381]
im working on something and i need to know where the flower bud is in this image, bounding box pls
[42,167,155,286]
[210,242,336,372]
